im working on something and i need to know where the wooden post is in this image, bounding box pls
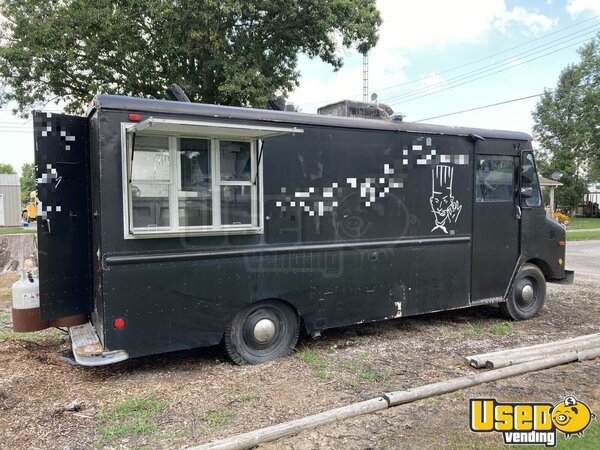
[465,333,600,368]
[385,352,580,406]
[484,336,600,369]
[191,398,389,450]
[191,346,600,450]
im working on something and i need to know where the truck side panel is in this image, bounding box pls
[94,109,474,357]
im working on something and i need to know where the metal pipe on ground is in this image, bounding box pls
[190,347,600,450]
[465,332,600,368]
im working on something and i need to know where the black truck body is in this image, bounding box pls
[31,95,570,365]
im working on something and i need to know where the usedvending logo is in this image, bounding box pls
[470,396,596,446]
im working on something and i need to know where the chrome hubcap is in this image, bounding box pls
[253,319,276,343]
[521,284,534,303]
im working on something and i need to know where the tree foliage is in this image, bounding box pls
[0,163,16,174]
[0,0,381,114]
[532,34,600,214]
[20,162,35,203]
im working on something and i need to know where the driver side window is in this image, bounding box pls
[523,153,542,207]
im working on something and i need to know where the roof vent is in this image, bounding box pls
[317,100,394,121]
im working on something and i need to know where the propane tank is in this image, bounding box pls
[12,261,49,332]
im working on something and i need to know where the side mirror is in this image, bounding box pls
[521,163,534,184]
[521,187,533,198]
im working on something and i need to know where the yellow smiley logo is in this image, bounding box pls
[551,396,596,437]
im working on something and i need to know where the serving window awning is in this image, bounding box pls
[128,117,303,139]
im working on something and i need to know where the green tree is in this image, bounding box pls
[0,0,381,114]
[20,162,36,203]
[532,34,600,214]
[0,163,16,174]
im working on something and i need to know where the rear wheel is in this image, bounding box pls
[501,263,546,320]
[224,300,300,365]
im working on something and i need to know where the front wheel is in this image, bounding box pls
[500,263,546,320]
[224,300,300,365]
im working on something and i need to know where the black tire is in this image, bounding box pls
[224,300,300,365]
[500,263,546,320]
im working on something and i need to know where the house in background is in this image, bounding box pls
[539,175,563,217]
[0,174,22,226]
[582,182,600,217]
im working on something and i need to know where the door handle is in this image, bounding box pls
[516,205,522,220]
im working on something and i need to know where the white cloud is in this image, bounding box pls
[377,1,556,50]
[288,49,410,112]
[290,1,558,112]
[494,7,557,35]
[422,74,447,94]
[567,0,600,16]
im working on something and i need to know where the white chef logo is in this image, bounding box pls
[430,165,462,233]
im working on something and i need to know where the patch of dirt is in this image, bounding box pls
[0,273,598,449]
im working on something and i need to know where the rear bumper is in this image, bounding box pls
[70,322,129,366]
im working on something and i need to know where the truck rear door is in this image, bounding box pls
[33,112,93,320]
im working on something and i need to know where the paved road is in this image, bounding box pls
[566,239,600,282]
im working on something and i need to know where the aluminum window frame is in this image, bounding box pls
[121,123,264,239]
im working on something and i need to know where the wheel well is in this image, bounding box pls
[248,298,306,331]
[526,258,552,279]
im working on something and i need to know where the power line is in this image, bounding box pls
[382,30,598,106]
[413,92,548,122]
[385,35,596,108]
[411,79,593,122]
[375,14,600,95]
[298,14,600,107]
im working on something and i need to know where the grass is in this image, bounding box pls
[342,359,392,387]
[567,217,600,230]
[466,321,487,337]
[358,367,391,383]
[0,329,63,342]
[204,409,233,431]
[552,417,600,449]
[567,230,600,241]
[96,395,168,447]
[296,348,332,380]
[0,227,36,235]
[464,320,513,338]
[502,416,600,450]
[239,393,255,402]
[492,322,513,336]
[0,272,19,301]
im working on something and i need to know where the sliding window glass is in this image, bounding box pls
[130,135,170,230]
[178,138,212,227]
[219,140,253,225]
[126,131,260,236]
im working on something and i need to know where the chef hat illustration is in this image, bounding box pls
[432,165,453,195]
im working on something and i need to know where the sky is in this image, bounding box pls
[1,0,600,175]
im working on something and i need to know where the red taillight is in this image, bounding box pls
[114,318,126,330]
[558,240,566,247]
[128,113,143,122]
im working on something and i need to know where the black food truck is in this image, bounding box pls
[21,95,573,366]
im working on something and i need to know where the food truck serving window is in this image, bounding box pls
[121,118,302,237]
